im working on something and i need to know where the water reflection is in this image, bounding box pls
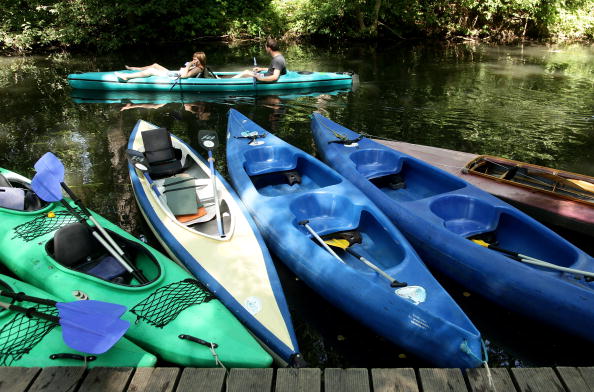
[2,42,594,367]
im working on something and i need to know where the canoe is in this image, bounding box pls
[0,274,157,367]
[311,113,594,343]
[127,120,300,365]
[373,139,594,237]
[0,167,272,367]
[67,70,353,93]
[226,109,484,368]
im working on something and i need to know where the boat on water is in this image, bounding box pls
[226,109,484,368]
[0,274,157,367]
[373,139,594,238]
[0,167,272,367]
[127,120,301,365]
[67,70,354,93]
[311,113,594,343]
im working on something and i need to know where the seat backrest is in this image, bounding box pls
[53,223,98,267]
[0,187,25,210]
[141,128,176,164]
[0,173,12,187]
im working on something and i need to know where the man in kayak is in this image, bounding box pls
[233,38,286,82]
[115,52,206,81]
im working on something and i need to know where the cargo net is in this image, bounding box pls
[12,210,82,242]
[0,304,59,366]
[130,279,215,328]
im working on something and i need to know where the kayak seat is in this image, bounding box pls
[349,149,402,180]
[52,223,127,282]
[0,173,12,187]
[162,175,208,221]
[290,193,359,236]
[243,146,298,176]
[142,128,184,179]
[429,195,499,237]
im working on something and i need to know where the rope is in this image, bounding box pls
[209,343,229,375]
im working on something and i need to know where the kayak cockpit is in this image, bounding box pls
[290,193,408,274]
[243,146,342,196]
[46,222,161,286]
[0,172,48,212]
[131,125,233,238]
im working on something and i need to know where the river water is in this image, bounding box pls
[1,41,593,368]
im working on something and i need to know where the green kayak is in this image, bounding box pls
[0,167,272,368]
[0,274,157,367]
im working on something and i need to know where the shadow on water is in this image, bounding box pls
[1,41,594,367]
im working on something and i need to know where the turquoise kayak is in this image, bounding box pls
[67,70,354,92]
[0,274,157,367]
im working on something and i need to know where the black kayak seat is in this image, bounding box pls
[53,223,126,281]
[141,128,183,179]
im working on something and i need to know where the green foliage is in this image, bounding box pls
[0,0,593,53]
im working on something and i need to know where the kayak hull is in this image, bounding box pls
[127,120,300,365]
[311,113,594,343]
[226,109,484,368]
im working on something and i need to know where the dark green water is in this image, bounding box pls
[1,41,594,368]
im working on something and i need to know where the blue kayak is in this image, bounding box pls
[226,109,484,368]
[311,113,594,343]
[68,70,353,92]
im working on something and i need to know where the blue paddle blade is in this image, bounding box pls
[60,314,130,354]
[34,152,65,180]
[31,171,63,202]
[57,300,128,319]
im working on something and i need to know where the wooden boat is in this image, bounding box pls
[226,109,485,368]
[127,120,301,365]
[311,113,594,344]
[373,140,594,237]
[68,70,353,93]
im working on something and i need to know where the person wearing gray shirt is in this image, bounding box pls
[233,38,286,82]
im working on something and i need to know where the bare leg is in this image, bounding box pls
[115,68,163,81]
[125,63,168,71]
[232,69,256,79]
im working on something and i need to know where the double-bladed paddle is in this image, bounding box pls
[31,152,149,284]
[198,130,225,238]
[0,290,129,354]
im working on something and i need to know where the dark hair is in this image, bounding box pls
[265,37,279,51]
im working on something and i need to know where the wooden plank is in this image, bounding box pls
[324,368,369,392]
[275,368,321,392]
[177,368,226,392]
[511,368,565,392]
[128,367,179,392]
[418,368,467,392]
[371,368,419,392]
[78,367,134,392]
[0,367,40,392]
[29,367,86,392]
[226,368,273,392]
[556,367,593,392]
[578,368,594,391]
[466,368,516,392]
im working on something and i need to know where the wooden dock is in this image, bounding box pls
[1,366,593,392]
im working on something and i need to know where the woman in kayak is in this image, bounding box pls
[115,52,206,81]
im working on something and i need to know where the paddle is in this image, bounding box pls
[253,57,258,87]
[322,231,407,288]
[472,239,594,281]
[298,220,344,263]
[0,292,129,354]
[31,152,149,284]
[198,130,225,238]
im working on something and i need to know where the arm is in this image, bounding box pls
[255,68,281,83]
[179,60,203,78]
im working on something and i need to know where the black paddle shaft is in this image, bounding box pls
[5,303,59,324]
[0,291,57,307]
